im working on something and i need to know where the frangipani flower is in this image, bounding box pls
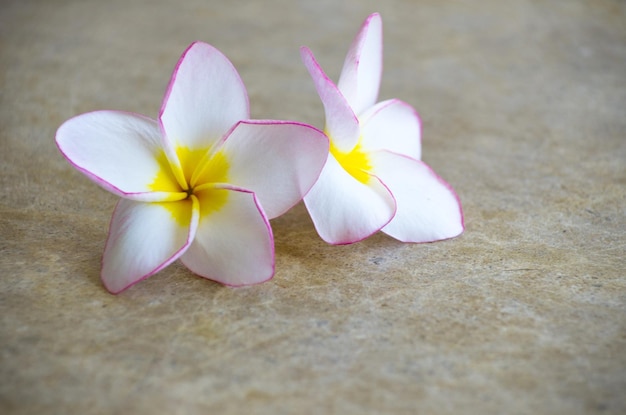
[301,13,464,244]
[56,41,328,293]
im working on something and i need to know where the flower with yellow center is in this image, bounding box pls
[301,13,464,244]
[56,41,328,293]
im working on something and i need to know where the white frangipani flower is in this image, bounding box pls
[301,13,464,244]
[56,41,329,293]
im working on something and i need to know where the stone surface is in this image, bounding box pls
[1,0,624,414]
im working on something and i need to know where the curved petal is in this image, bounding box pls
[159,41,249,153]
[180,186,274,286]
[369,151,464,242]
[337,13,383,116]
[101,197,199,293]
[55,110,184,202]
[303,155,395,244]
[360,99,422,160]
[216,120,329,219]
[300,46,360,153]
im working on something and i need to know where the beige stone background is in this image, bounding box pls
[1,0,625,414]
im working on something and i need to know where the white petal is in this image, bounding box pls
[159,41,249,152]
[300,46,360,153]
[337,13,383,116]
[217,120,329,219]
[180,186,274,286]
[360,99,422,160]
[369,151,464,242]
[303,155,396,244]
[101,198,198,293]
[55,110,183,201]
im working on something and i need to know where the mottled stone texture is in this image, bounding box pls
[1,0,624,414]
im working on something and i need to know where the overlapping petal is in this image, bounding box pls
[303,155,396,244]
[337,13,383,115]
[101,197,199,293]
[360,99,422,160]
[218,120,329,219]
[369,151,464,242]
[55,110,184,202]
[300,46,360,153]
[159,41,249,152]
[181,186,274,286]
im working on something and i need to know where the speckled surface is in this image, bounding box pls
[1,0,625,414]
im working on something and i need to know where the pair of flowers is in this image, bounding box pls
[56,13,463,294]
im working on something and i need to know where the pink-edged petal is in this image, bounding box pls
[360,99,422,160]
[180,186,274,286]
[55,110,183,202]
[369,151,464,242]
[337,13,383,116]
[217,120,329,219]
[303,155,396,244]
[159,41,249,152]
[300,46,360,153]
[101,197,199,294]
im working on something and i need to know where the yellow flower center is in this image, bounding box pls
[149,146,230,225]
[330,138,372,184]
